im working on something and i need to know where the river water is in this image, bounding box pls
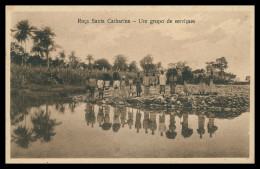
[10,98,249,158]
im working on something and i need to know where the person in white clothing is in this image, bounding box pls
[159,71,167,94]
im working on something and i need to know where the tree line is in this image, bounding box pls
[10,19,237,85]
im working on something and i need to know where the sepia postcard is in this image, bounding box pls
[5,5,255,164]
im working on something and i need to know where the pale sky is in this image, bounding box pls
[10,7,253,80]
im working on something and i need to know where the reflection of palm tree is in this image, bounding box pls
[181,113,193,138]
[31,110,61,143]
[11,125,36,149]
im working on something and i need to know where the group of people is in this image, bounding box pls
[85,104,218,139]
[85,70,214,100]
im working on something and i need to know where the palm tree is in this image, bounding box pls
[59,50,66,61]
[86,54,94,70]
[12,20,37,66]
[31,27,59,69]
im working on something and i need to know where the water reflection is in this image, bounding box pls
[166,112,177,139]
[181,113,193,138]
[11,105,61,149]
[208,113,218,138]
[11,98,247,151]
[102,105,112,131]
[113,106,121,132]
[31,107,62,143]
[149,112,157,135]
[197,113,206,139]
[11,126,36,149]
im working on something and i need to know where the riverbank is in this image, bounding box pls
[11,84,86,101]
[11,84,250,117]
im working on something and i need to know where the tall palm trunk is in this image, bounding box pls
[24,40,27,66]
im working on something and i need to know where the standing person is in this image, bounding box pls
[183,80,189,96]
[128,76,134,97]
[113,72,121,98]
[89,75,97,98]
[103,73,112,99]
[120,76,127,98]
[135,110,142,133]
[104,79,111,99]
[198,73,206,95]
[149,112,157,135]
[209,77,215,94]
[149,73,157,96]
[135,72,142,97]
[168,68,178,95]
[97,77,104,99]
[159,71,167,94]
[159,112,166,136]
[143,72,150,97]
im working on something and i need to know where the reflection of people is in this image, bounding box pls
[135,110,142,133]
[102,105,112,131]
[89,104,96,128]
[113,106,121,132]
[127,108,134,129]
[207,113,218,138]
[97,106,104,127]
[85,103,91,126]
[159,113,166,136]
[197,113,205,139]
[149,112,157,135]
[181,113,193,138]
[143,111,150,134]
[166,112,177,139]
[120,106,127,127]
